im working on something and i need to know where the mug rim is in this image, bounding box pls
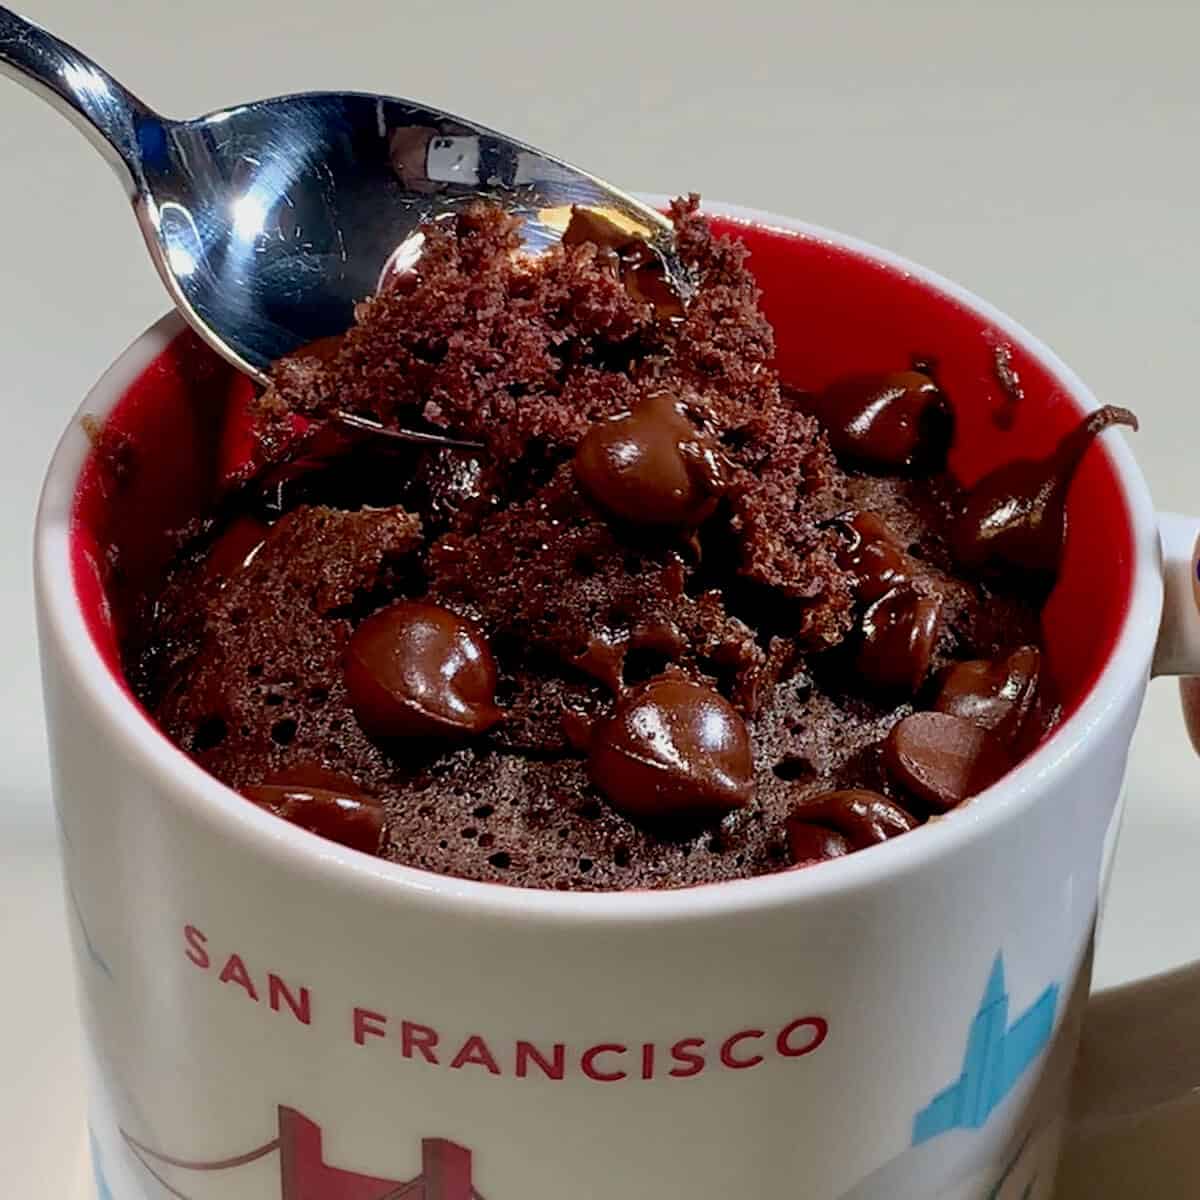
[33,198,1164,925]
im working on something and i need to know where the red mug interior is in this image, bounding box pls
[69,215,1134,763]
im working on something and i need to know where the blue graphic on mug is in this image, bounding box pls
[913,955,1059,1145]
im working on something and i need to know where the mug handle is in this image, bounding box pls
[1060,512,1200,1181]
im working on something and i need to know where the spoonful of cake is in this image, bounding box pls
[0,6,687,386]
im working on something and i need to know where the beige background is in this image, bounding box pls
[3,0,1199,1192]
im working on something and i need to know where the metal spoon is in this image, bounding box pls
[0,6,684,388]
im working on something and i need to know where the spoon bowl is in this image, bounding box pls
[0,7,683,383]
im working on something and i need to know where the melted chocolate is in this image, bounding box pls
[562,207,685,321]
[833,512,914,603]
[786,823,851,867]
[241,765,385,854]
[787,789,917,863]
[344,601,501,740]
[951,405,1138,583]
[933,645,1040,742]
[806,370,953,471]
[884,711,1009,811]
[588,677,753,820]
[855,585,944,694]
[574,391,727,528]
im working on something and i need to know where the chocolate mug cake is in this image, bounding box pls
[120,196,1134,890]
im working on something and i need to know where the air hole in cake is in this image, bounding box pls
[579,799,604,820]
[270,718,298,746]
[773,755,816,783]
[578,857,593,873]
[489,851,512,869]
[308,686,329,705]
[229,606,248,626]
[613,846,632,868]
[478,832,495,849]
[192,716,228,753]
[461,827,477,839]
[473,803,494,818]
[264,693,284,707]
[606,607,633,634]
[247,664,263,679]
[623,647,673,687]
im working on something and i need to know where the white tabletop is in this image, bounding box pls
[4,0,1199,1193]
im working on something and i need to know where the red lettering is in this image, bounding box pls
[217,953,258,1001]
[668,1037,706,1079]
[450,1035,501,1075]
[402,1021,440,1064]
[183,925,209,970]
[777,1016,828,1058]
[581,1043,628,1082]
[641,1043,655,1080]
[515,1041,565,1080]
[353,1008,388,1046]
[720,1030,765,1069]
[266,975,310,1025]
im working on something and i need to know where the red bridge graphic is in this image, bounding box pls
[122,1106,486,1199]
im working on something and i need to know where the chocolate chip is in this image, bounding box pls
[811,371,953,471]
[855,584,944,694]
[562,207,685,321]
[833,512,914,602]
[574,391,727,528]
[934,645,1041,741]
[786,823,851,867]
[786,788,918,862]
[950,405,1137,583]
[241,765,385,854]
[884,711,1010,811]
[620,241,686,321]
[344,601,501,740]
[588,677,753,820]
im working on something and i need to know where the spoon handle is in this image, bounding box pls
[0,7,152,194]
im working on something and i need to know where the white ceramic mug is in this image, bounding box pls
[35,201,1200,1200]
